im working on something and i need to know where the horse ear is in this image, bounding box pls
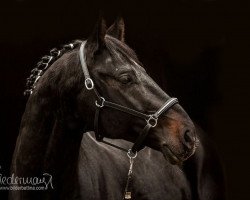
[85,17,107,62]
[107,17,125,42]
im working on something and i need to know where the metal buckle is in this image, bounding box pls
[85,78,94,90]
[127,149,137,159]
[95,97,105,108]
[146,115,158,127]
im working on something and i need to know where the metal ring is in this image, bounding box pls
[146,115,158,127]
[127,149,137,159]
[85,78,94,90]
[95,97,105,108]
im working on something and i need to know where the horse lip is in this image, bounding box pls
[161,145,182,165]
[184,137,199,160]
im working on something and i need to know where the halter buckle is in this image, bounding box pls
[146,115,158,127]
[95,97,105,108]
[85,78,94,90]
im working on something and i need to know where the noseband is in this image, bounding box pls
[79,41,178,154]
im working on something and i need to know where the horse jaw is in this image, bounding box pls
[161,145,182,165]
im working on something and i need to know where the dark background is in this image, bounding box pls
[1,0,250,199]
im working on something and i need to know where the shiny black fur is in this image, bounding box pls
[10,18,225,200]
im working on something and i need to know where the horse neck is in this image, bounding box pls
[12,89,84,187]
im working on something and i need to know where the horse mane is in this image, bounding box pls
[24,36,142,96]
[24,40,82,96]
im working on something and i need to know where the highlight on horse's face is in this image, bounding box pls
[81,18,198,164]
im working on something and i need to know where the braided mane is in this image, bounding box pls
[24,36,142,96]
[24,40,82,96]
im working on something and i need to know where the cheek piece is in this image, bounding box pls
[79,41,179,154]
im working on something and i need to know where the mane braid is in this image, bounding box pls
[24,37,142,97]
[24,40,82,96]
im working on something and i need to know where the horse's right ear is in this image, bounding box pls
[85,17,107,63]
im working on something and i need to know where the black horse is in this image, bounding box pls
[10,18,225,200]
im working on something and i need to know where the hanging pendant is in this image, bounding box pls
[124,174,132,199]
[124,191,132,199]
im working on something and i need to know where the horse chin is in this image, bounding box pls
[161,145,182,165]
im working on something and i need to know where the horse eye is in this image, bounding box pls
[118,74,133,84]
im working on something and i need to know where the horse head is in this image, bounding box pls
[74,18,198,164]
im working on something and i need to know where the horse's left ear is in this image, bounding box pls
[107,17,125,42]
[85,17,107,64]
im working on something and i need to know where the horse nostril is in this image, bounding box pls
[183,129,195,150]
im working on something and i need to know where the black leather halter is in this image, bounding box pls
[79,41,178,154]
